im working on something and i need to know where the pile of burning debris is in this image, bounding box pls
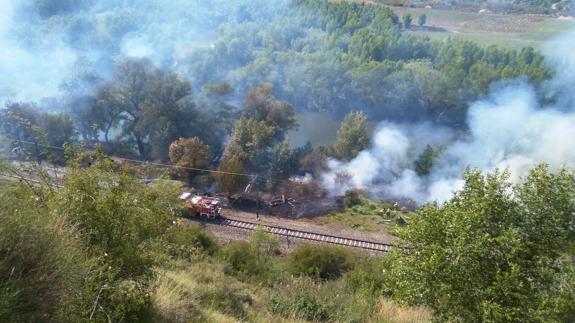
[226,192,343,218]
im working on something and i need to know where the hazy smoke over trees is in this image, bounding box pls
[0,0,568,200]
[322,30,575,203]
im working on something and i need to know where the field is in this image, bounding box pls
[392,7,575,49]
[313,199,408,232]
[338,0,575,50]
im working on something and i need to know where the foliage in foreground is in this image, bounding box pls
[1,159,573,322]
[0,184,95,322]
[387,165,575,322]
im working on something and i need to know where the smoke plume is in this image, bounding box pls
[0,0,286,104]
[322,30,575,203]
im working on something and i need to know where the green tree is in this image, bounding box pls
[387,165,575,322]
[0,103,74,162]
[418,14,426,26]
[0,103,46,161]
[334,111,369,160]
[223,117,275,172]
[243,84,298,140]
[91,58,198,160]
[215,156,250,193]
[403,14,412,29]
[267,140,298,191]
[414,145,439,176]
[168,137,211,183]
[54,154,181,277]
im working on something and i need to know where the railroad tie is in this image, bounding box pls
[218,217,390,253]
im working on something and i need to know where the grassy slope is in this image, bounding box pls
[152,256,433,322]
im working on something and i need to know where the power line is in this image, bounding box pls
[4,138,298,187]
[4,138,256,178]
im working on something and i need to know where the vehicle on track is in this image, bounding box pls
[179,192,222,219]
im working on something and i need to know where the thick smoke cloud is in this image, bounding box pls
[0,0,286,104]
[0,0,79,102]
[322,30,575,203]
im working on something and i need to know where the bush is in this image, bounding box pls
[345,259,387,296]
[268,292,331,322]
[198,283,252,319]
[0,185,95,322]
[222,242,264,279]
[162,224,219,260]
[101,279,154,323]
[344,190,362,208]
[222,229,279,282]
[288,245,357,280]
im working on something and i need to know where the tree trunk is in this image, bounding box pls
[136,136,147,160]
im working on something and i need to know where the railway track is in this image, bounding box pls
[218,217,393,252]
[0,171,395,253]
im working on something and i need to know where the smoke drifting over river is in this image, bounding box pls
[322,30,575,203]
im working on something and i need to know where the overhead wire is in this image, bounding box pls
[4,137,302,189]
[4,137,257,178]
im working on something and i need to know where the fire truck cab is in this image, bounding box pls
[180,193,222,219]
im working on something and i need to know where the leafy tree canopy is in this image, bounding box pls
[387,165,575,322]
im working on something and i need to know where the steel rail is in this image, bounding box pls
[217,217,394,252]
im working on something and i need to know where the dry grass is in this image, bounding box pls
[152,274,197,322]
[375,298,433,323]
[152,263,259,322]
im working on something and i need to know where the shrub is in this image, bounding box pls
[198,283,252,319]
[288,245,357,280]
[53,162,181,277]
[345,259,387,295]
[101,279,154,323]
[344,190,362,208]
[267,292,331,322]
[222,229,279,282]
[0,185,95,322]
[162,224,219,260]
[222,242,264,279]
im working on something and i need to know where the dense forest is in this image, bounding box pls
[0,0,550,192]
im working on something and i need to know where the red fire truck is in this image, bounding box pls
[180,193,222,219]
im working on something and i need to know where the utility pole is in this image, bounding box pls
[256,175,260,221]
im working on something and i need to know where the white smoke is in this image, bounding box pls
[0,0,287,104]
[322,29,575,203]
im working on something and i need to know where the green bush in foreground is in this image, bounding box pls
[162,224,219,260]
[288,244,357,280]
[222,228,279,283]
[387,165,575,322]
[268,291,331,322]
[0,184,95,322]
